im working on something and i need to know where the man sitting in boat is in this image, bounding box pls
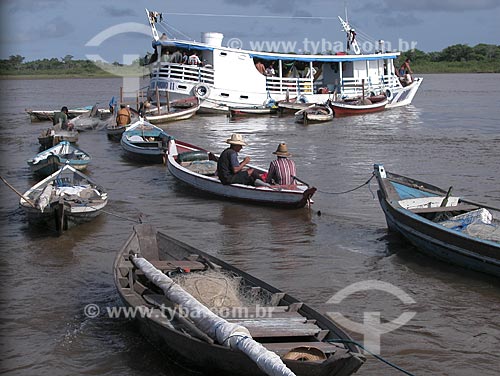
[266,143,297,185]
[217,134,261,186]
[116,104,131,126]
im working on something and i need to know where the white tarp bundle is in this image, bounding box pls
[132,256,297,376]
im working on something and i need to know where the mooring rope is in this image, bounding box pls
[327,339,417,376]
[317,172,375,198]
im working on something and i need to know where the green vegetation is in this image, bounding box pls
[396,44,500,73]
[0,54,148,78]
[1,43,499,78]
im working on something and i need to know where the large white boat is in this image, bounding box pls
[144,9,422,113]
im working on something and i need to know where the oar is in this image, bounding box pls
[292,175,311,187]
[0,175,37,208]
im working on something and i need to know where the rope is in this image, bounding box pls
[83,204,144,223]
[165,12,340,20]
[318,173,375,197]
[327,339,417,376]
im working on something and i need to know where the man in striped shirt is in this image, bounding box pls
[266,143,297,185]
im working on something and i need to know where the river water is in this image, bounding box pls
[0,74,499,376]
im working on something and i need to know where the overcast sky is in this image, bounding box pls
[1,0,499,62]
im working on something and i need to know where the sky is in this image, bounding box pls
[1,0,499,63]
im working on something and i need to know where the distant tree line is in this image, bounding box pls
[1,43,499,76]
[396,44,500,73]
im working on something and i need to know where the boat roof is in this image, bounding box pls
[154,39,400,62]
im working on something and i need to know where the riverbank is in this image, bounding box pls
[1,64,498,79]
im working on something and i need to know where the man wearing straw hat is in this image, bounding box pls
[266,143,297,185]
[217,134,261,185]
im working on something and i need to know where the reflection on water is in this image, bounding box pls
[1,74,500,376]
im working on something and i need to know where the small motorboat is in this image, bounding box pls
[27,141,91,176]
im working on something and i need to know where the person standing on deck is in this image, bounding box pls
[265,143,297,185]
[255,60,266,75]
[399,58,413,76]
[188,52,201,66]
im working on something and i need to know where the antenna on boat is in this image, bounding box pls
[145,8,160,41]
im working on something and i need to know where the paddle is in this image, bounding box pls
[292,175,311,187]
[0,175,37,208]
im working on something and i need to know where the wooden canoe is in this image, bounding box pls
[167,139,316,208]
[120,119,170,164]
[27,140,91,176]
[20,164,108,234]
[374,164,500,277]
[114,224,365,376]
[329,99,387,117]
[145,103,199,125]
[294,105,333,124]
[228,106,278,117]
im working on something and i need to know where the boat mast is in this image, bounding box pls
[338,14,361,55]
[145,8,160,41]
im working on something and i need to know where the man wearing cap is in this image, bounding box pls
[266,143,297,185]
[217,134,259,185]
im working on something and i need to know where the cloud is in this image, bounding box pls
[223,0,311,15]
[35,17,74,39]
[103,5,137,17]
[6,0,64,14]
[357,0,499,13]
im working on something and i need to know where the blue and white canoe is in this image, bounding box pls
[374,164,500,277]
[120,119,170,164]
[27,141,91,176]
[20,164,108,234]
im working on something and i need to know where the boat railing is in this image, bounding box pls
[341,76,401,96]
[265,76,314,95]
[151,62,215,85]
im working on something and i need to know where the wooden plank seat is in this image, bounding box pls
[228,316,322,338]
[262,341,340,356]
[409,204,479,214]
[148,260,207,272]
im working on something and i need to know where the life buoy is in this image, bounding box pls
[298,95,308,103]
[193,83,210,99]
[385,89,392,99]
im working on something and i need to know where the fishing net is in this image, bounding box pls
[173,270,270,311]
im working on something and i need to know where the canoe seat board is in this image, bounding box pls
[148,260,207,271]
[409,204,479,214]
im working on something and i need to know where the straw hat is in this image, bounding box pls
[273,143,291,157]
[226,133,247,146]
